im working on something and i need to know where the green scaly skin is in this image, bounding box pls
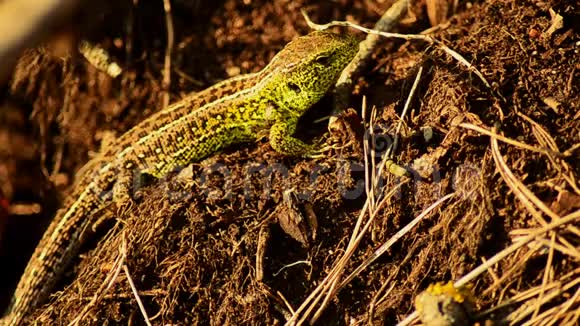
[2,31,358,325]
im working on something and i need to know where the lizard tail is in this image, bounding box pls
[3,187,104,325]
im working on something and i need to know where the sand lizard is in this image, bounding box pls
[2,31,358,325]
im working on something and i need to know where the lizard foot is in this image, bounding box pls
[304,139,353,159]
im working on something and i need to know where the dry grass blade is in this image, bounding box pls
[68,233,128,326]
[287,64,423,325]
[308,68,421,322]
[462,121,580,263]
[391,66,422,155]
[481,247,537,297]
[516,112,580,195]
[397,211,580,326]
[396,124,579,325]
[339,192,455,289]
[123,263,152,326]
[507,272,580,325]
[489,124,578,249]
[480,269,579,316]
[458,123,564,158]
[532,233,556,320]
[549,286,580,325]
[529,236,580,260]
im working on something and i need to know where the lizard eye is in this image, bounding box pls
[288,82,301,93]
[314,55,331,65]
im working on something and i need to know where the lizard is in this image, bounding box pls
[1,31,358,325]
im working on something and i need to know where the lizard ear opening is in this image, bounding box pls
[288,82,301,93]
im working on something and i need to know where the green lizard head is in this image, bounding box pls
[263,31,358,115]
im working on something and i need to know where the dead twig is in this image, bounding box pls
[327,0,410,121]
[302,10,491,90]
[161,0,174,109]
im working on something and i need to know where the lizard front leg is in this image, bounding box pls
[112,163,156,206]
[112,167,135,206]
[269,118,316,157]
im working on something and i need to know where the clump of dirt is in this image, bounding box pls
[1,0,578,325]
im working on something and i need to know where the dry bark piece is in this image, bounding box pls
[426,0,451,26]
